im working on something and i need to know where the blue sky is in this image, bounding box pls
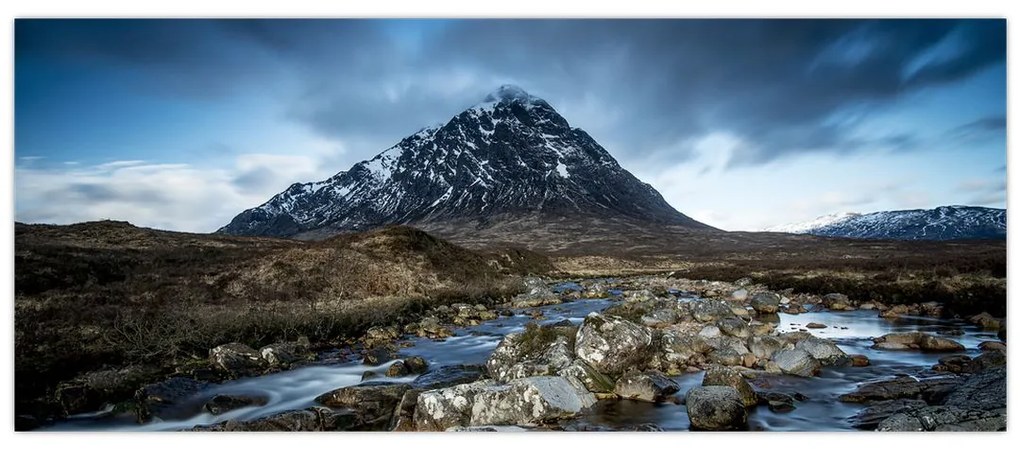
[14,19,1006,231]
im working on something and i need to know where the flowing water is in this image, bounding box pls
[46,295,996,432]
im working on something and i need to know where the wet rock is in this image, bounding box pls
[485,323,575,383]
[850,354,871,367]
[757,391,797,413]
[315,381,410,430]
[414,380,499,431]
[978,341,1006,352]
[703,367,757,407]
[559,359,615,394]
[403,356,429,374]
[771,349,821,377]
[838,375,962,404]
[194,407,358,431]
[259,340,311,367]
[613,370,680,402]
[363,326,401,345]
[409,364,486,391]
[688,299,737,323]
[969,312,1002,329]
[209,343,265,374]
[877,405,1005,431]
[850,399,928,429]
[880,304,910,319]
[363,347,394,366]
[871,332,964,352]
[469,376,596,426]
[54,365,159,416]
[685,386,747,430]
[362,371,380,381]
[730,289,749,301]
[749,292,781,314]
[698,325,721,338]
[749,336,789,361]
[717,317,750,338]
[511,277,561,308]
[708,348,746,367]
[391,389,421,431]
[386,361,409,377]
[943,366,1005,410]
[204,394,268,415]
[135,377,210,423]
[822,293,853,311]
[625,289,656,302]
[795,337,849,366]
[574,312,654,376]
[805,322,826,329]
[413,316,454,339]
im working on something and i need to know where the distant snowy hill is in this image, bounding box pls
[219,85,713,239]
[765,206,1006,240]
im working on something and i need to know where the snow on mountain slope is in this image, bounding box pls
[219,85,712,238]
[765,206,1005,240]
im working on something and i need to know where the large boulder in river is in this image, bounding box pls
[134,377,210,423]
[795,337,850,366]
[315,381,411,430]
[414,380,499,431]
[209,343,266,374]
[194,407,358,431]
[749,336,790,361]
[559,359,615,393]
[838,375,962,404]
[749,292,781,314]
[685,386,748,430]
[771,349,821,377]
[470,376,596,426]
[485,323,575,382]
[822,293,853,311]
[687,299,737,323]
[877,405,1006,431]
[702,367,757,407]
[260,340,312,367]
[510,277,561,308]
[204,394,268,415]
[872,332,964,352]
[613,370,680,402]
[574,313,654,377]
[410,364,485,391]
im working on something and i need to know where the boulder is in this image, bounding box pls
[194,407,358,431]
[260,341,311,367]
[315,381,411,430]
[805,323,826,329]
[209,343,265,374]
[485,323,575,383]
[391,389,421,431]
[386,361,409,377]
[469,377,596,427]
[54,365,159,416]
[511,277,561,308]
[795,338,849,366]
[978,341,1006,352]
[134,377,210,423]
[688,299,737,323]
[413,316,454,339]
[943,366,1006,411]
[771,349,820,377]
[871,332,964,352]
[702,367,757,407]
[559,359,615,393]
[969,312,1002,329]
[574,313,654,376]
[838,375,962,404]
[717,317,750,338]
[749,292,780,314]
[730,289,749,301]
[877,405,1006,431]
[685,386,748,430]
[204,394,268,415]
[613,370,680,402]
[749,336,789,361]
[414,380,499,431]
[410,364,486,391]
[850,399,929,429]
[822,293,853,311]
[850,354,871,367]
[363,347,395,366]
[756,391,797,413]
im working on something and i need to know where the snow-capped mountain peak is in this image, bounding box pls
[765,206,1005,240]
[219,86,712,238]
[764,211,860,233]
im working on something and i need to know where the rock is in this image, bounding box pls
[943,366,1005,411]
[685,386,748,430]
[730,289,749,301]
[511,277,561,308]
[364,326,401,345]
[54,365,159,416]
[717,317,750,338]
[795,337,849,366]
[877,405,1006,431]
[932,354,973,374]
[703,367,757,407]
[969,312,1002,329]
[414,380,499,431]
[871,332,964,352]
[386,361,409,377]
[403,356,429,374]
[363,347,394,366]
[978,341,1006,352]
[850,399,928,429]
[469,376,596,426]
[391,389,421,431]
[734,277,753,287]
[749,292,780,314]
[805,322,826,329]
[410,364,486,391]
[134,377,210,423]
[698,325,721,338]
[574,313,653,377]
[822,293,852,311]
[613,370,680,402]
[625,289,656,302]
[559,359,615,394]
[446,425,530,432]
[771,349,821,377]
[204,394,268,415]
[757,391,797,413]
[414,316,453,339]
[259,341,311,367]
[209,343,265,374]
[194,407,358,431]
[315,381,411,430]
[688,299,737,323]
[838,375,962,404]
[749,336,788,361]
[485,323,576,383]
[850,354,871,367]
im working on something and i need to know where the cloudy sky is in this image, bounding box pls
[14,19,1006,232]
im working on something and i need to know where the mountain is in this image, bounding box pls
[765,206,1006,240]
[219,85,714,244]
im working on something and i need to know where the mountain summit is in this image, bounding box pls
[219,85,713,243]
[766,205,1005,240]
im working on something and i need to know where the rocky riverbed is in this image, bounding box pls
[38,275,1006,432]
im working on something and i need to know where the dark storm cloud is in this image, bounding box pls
[17,19,1005,167]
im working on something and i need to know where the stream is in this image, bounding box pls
[47,295,996,432]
